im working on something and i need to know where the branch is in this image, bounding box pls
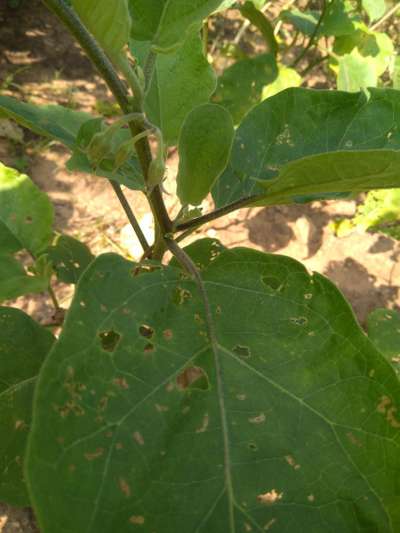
[290,0,328,68]
[42,0,172,243]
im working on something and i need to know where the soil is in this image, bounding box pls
[0,1,399,531]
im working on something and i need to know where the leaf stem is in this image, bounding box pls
[370,2,400,31]
[109,181,150,252]
[174,194,266,233]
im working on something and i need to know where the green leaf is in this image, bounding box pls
[213,54,278,124]
[337,52,378,92]
[362,0,386,22]
[72,0,131,60]
[0,163,54,254]
[367,309,400,375]
[261,65,302,99]
[0,221,21,254]
[213,87,400,207]
[47,234,94,285]
[0,254,50,302]
[177,103,234,205]
[0,95,92,148]
[0,307,54,506]
[281,9,319,37]
[129,0,230,51]
[27,249,400,532]
[257,150,400,205]
[131,31,216,145]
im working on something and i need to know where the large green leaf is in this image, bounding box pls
[367,309,400,376]
[0,163,53,254]
[177,103,234,205]
[131,31,216,145]
[72,0,131,60]
[27,249,400,532]
[0,307,54,506]
[0,221,21,254]
[129,0,230,51]
[0,254,50,302]
[0,95,91,148]
[213,53,278,125]
[213,87,400,207]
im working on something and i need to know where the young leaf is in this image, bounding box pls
[0,254,50,302]
[47,234,94,284]
[213,87,400,207]
[72,0,131,60]
[261,65,301,100]
[362,0,386,22]
[0,163,54,255]
[0,307,54,506]
[0,95,92,148]
[26,250,400,532]
[129,0,232,52]
[131,31,216,145]
[367,309,400,376]
[213,53,278,124]
[177,103,234,205]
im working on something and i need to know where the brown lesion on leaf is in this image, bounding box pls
[115,442,124,450]
[176,366,210,391]
[119,477,131,498]
[113,377,129,389]
[155,403,169,413]
[132,431,145,446]
[163,329,173,340]
[172,286,192,305]
[257,490,283,505]
[129,515,145,525]
[14,420,27,431]
[346,432,363,447]
[144,343,155,354]
[285,455,301,470]
[196,413,209,433]
[84,448,104,461]
[376,395,400,428]
[248,413,266,424]
[307,494,315,502]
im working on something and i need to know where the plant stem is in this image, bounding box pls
[48,284,61,312]
[42,0,172,247]
[175,194,266,233]
[109,180,150,252]
[370,2,400,31]
[290,0,328,68]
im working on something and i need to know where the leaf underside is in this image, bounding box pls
[27,249,400,532]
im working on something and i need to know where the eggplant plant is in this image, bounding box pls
[0,1,399,532]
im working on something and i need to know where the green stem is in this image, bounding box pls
[175,194,266,233]
[48,284,61,312]
[290,0,328,68]
[42,0,172,248]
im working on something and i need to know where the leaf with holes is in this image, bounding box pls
[47,235,94,285]
[0,307,54,506]
[177,103,234,206]
[130,31,216,145]
[0,163,53,255]
[212,87,400,208]
[26,249,400,532]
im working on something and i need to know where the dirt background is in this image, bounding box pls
[0,1,399,531]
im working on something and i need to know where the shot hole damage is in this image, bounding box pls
[99,330,121,352]
[139,324,154,339]
[233,345,251,358]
